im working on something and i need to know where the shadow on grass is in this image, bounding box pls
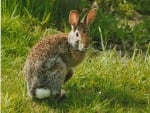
[101,87,147,107]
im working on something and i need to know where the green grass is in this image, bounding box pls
[2,15,150,113]
[2,0,150,51]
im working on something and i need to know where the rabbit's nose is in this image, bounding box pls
[83,44,89,50]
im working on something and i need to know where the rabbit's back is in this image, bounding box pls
[28,33,68,61]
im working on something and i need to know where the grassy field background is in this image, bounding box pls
[1,0,150,113]
[2,15,150,113]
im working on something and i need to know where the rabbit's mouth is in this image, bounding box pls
[78,44,89,51]
[76,41,89,51]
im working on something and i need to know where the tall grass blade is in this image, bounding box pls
[98,26,105,51]
[10,3,19,18]
[41,13,50,25]
[24,7,32,19]
[132,43,137,61]
[145,43,150,61]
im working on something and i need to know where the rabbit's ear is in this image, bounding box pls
[86,8,97,25]
[69,10,79,27]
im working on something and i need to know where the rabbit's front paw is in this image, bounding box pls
[64,70,73,83]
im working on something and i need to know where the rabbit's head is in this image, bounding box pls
[68,8,97,51]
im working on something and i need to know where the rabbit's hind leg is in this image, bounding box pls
[50,70,66,100]
[26,81,51,99]
[54,89,66,102]
[27,70,66,100]
[45,56,67,101]
[27,56,67,100]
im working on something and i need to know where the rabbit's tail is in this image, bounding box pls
[35,88,51,99]
[28,87,51,99]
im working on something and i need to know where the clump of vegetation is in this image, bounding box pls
[127,0,150,14]
[89,0,149,52]
[2,0,150,52]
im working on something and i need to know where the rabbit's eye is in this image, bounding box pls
[83,30,86,33]
[76,32,79,37]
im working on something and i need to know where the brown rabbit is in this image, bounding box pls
[23,8,97,101]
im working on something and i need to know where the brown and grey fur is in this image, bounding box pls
[23,8,97,101]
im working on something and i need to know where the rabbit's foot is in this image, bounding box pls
[54,89,66,102]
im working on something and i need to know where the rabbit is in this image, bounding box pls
[23,8,97,101]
